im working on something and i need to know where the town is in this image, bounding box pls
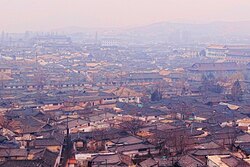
[1,0,250,167]
[0,31,250,167]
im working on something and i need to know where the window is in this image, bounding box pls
[138,148,147,152]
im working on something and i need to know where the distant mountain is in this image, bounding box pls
[52,21,250,44]
[52,26,126,35]
[123,21,250,44]
[52,21,250,35]
[130,21,250,34]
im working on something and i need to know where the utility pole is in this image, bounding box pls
[60,113,72,167]
[66,113,69,140]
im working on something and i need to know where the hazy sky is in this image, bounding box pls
[1,0,250,32]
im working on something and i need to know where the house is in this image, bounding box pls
[107,135,144,149]
[206,44,250,64]
[0,148,28,161]
[72,128,128,154]
[106,87,143,103]
[85,112,116,131]
[235,134,250,144]
[139,158,158,167]
[1,115,55,148]
[58,117,90,133]
[191,148,230,164]
[207,155,231,167]
[152,154,206,167]
[237,143,250,157]
[90,153,133,167]
[206,44,227,58]
[108,142,159,156]
[178,154,205,167]
[206,44,250,59]
[0,65,12,81]
[29,131,64,153]
[126,73,163,84]
[186,62,244,81]
[207,155,249,167]
[72,92,118,107]
[0,148,60,167]
[237,119,250,132]
[194,141,222,150]
[41,99,64,111]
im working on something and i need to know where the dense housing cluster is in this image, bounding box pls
[0,33,250,167]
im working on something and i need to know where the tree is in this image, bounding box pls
[231,80,243,101]
[199,49,206,57]
[200,73,223,94]
[90,129,107,152]
[181,87,188,96]
[0,115,9,129]
[227,127,238,151]
[151,88,162,101]
[151,128,189,166]
[119,119,145,135]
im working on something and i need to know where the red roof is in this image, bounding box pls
[68,158,77,164]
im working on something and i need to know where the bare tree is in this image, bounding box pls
[231,80,243,101]
[151,128,189,166]
[0,115,9,129]
[90,129,107,152]
[227,127,238,151]
[119,119,145,135]
[151,88,163,101]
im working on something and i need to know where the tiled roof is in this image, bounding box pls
[111,135,143,145]
[109,143,156,153]
[191,148,229,156]
[188,62,243,72]
[0,148,28,157]
[178,154,205,167]
[106,87,143,97]
[91,153,121,165]
[139,158,157,167]
[0,160,40,167]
